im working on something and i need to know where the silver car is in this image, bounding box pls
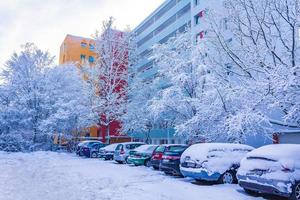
[114,142,145,164]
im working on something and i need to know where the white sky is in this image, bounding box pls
[0,0,164,66]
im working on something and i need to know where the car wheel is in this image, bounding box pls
[91,152,98,158]
[125,157,130,164]
[145,160,151,167]
[220,171,236,184]
[290,181,300,200]
[153,166,159,170]
[116,161,123,164]
[164,171,172,176]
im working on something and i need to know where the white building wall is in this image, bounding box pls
[279,133,300,144]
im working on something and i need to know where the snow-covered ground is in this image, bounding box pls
[0,151,266,200]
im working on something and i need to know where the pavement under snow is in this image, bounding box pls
[0,151,269,200]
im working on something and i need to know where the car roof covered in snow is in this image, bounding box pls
[133,145,158,153]
[78,140,102,146]
[119,142,145,145]
[101,143,120,151]
[181,143,254,161]
[246,144,300,161]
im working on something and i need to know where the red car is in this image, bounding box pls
[150,144,188,170]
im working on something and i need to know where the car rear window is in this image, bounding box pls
[155,146,165,153]
[126,144,143,149]
[116,144,123,150]
[167,146,187,152]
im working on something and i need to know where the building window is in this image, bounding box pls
[89,44,95,51]
[80,54,86,60]
[81,42,87,48]
[194,10,205,25]
[196,31,206,42]
[89,56,94,63]
[194,15,200,25]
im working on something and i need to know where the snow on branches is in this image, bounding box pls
[0,43,96,151]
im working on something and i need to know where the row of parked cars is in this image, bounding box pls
[76,141,300,200]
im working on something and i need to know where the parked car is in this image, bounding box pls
[159,145,188,176]
[180,143,254,184]
[127,145,158,166]
[98,143,120,160]
[77,141,105,158]
[237,144,300,200]
[76,140,94,156]
[114,142,145,164]
[150,144,188,170]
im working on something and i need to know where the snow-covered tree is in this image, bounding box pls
[82,18,130,143]
[203,0,300,135]
[148,30,211,142]
[0,43,96,151]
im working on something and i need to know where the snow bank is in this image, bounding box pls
[0,151,261,200]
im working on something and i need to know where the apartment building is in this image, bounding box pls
[59,34,97,66]
[131,0,271,146]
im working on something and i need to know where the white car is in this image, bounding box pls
[180,143,254,184]
[237,144,300,200]
[114,142,145,164]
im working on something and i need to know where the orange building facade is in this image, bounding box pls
[59,34,131,144]
[59,34,97,66]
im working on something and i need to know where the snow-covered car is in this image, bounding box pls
[98,143,120,160]
[114,142,145,164]
[76,140,95,156]
[76,141,105,158]
[127,145,158,166]
[180,143,254,184]
[237,144,300,200]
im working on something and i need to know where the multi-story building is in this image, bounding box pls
[59,34,131,144]
[131,0,270,146]
[59,34,97,66]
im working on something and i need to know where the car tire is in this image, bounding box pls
[164,171,172,176]
[145,160,151,167]
[243,188,258,196]
[153,166,159,170]
[290,181,300,200]
[116,160,123,164]
[91,152,98,158]
[219,171,236,184]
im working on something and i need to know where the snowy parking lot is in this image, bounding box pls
[0,151,279,200]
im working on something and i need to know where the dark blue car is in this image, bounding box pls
[77,141,105,158]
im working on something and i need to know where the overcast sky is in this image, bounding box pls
[0,0,164,66]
